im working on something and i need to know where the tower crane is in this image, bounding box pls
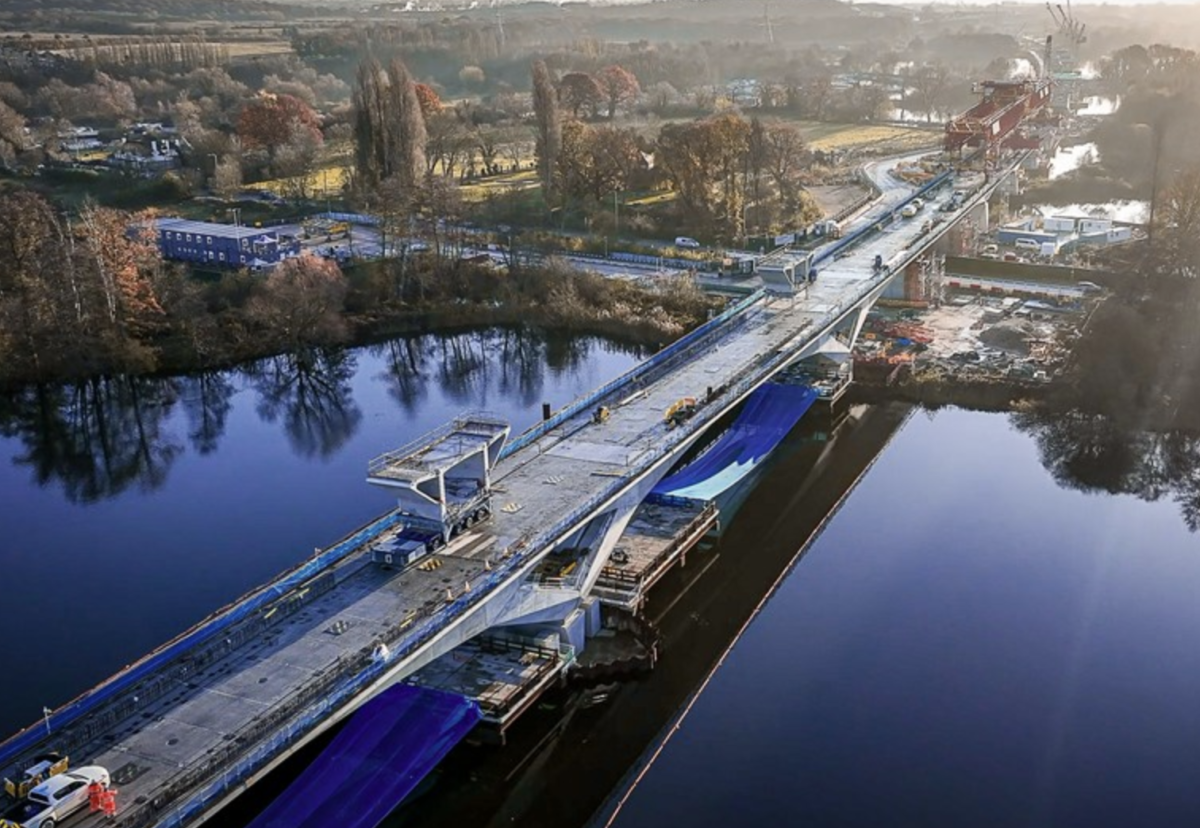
[1045,0,1086,46]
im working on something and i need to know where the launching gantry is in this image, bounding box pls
[944,36,1055,159]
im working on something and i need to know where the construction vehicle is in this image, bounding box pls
[664,397,697,428]
[593,406,611,424]
[4,755,68,801]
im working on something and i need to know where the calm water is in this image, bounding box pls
[0,328,644,740]
[604,408,1200,828]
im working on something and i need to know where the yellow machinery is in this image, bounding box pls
[4,753,68,799]
[593,406,610,424]
[664,396,697,428]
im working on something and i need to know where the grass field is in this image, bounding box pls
[221,40,294,58]
[625,191,676,208]
[460,169,540,202]
[794,121,941,154]
[33,36,293,60]
[258,161,350,198]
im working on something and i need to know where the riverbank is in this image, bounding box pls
[852,267,1200,433]
[0,259,721,393]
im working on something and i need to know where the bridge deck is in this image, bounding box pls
[0,153,1009,828]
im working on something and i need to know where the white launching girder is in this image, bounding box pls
[367,412,509,533]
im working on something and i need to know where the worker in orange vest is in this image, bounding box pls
[100,787,119,820]
[88,781,104,813]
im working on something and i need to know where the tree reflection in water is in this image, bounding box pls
[374,337,429,416]
[0,327,648,502]
[0,377,183,503]
[1013,409,1200,531]
[179,372,235,456]
[376,327,619,415]
[247,348,363,460]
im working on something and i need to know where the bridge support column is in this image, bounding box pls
[969,199,989,233]
[847,303,872,350]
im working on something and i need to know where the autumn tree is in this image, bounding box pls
[532,60,561,199]
[558,72,602,119]
[77,204,167,344]
[248,254,349,349]
[0,193,169,378]
[212,155,243,199]
[0,100,25,166]
[389,58,428,190]
[658,114,751,240]
[414,83,442,118]
[476,128,500,175]
[596,65,640,120]
[558,122,641,203]
[0,191,80,375]
[557,119,590,203]
[238,93,322,163]
[763,120,809,210]
[275,128,323,201]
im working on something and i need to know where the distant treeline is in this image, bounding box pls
[0,0,317,32]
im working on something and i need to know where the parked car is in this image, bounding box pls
[674,236,701,249]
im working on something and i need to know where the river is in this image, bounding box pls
[3,330,1200,828]
[599,408,1200,828]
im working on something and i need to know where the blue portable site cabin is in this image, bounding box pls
[157,218,300,269]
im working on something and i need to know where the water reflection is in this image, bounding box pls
[0,328,650,502]
[376,338,430,416]
[1013,410,1200,531]
[179,372,235,456]
[374,326,641,414]
[247,349,363,460]
[0,377,183,503]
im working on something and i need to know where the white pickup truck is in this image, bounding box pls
[0,766,110,828]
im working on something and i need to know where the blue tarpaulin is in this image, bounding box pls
[651,383,818,501]
[247,685,480,828]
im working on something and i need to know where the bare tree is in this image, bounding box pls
[211,156,242,199]
[248,254,349,349]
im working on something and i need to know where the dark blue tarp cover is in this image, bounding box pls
[248,685,480,828]
[652,383,818,501]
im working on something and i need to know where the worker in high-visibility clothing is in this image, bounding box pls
[88,781,104,813]
[100,787,119,820]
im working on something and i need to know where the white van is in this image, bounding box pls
[674,236,701,249]
[1014,238,1041,251]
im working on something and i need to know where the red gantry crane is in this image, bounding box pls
[944,36,1055,156]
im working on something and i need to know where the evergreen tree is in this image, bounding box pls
[531,60,561,198]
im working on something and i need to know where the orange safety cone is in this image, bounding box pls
[88,781,104,813]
